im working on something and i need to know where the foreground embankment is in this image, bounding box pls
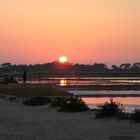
[0,96,140,140]
[0,83,140,140]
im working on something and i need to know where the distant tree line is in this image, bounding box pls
[0,61,140,76]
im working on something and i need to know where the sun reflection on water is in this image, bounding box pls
[60,79,67,86]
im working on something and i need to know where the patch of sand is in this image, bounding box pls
[0,97,140,140]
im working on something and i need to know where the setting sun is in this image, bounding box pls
[59,56,68,63]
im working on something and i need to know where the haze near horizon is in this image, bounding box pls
[0,0,140,65]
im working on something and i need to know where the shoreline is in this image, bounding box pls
[0,84,73,97]
[1,84,140,98]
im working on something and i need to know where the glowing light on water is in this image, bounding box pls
[60,79,67,86]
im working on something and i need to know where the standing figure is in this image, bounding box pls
[23,70,27,84]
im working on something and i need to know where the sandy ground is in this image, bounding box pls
[0,96,140,140]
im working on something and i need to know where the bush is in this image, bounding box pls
[51,97,89,112]
[23,96,51,106]
[96,99,125,118]
[131,109,140,122]
[50,97,66,108]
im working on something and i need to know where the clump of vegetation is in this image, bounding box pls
[96,99,125,118]
[23,96,51,106]
[0,84,73,96]
[59,97,89,112]
[51,97,89,112]
[131,109,140,122]
[51,97,66,108]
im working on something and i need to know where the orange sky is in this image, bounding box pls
[0,0,140,65]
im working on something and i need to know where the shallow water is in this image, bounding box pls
[23,76,140,86]
[67,90,140,112]
[20,77,140,112]
[82,97,140,112]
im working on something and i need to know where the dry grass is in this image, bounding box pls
[0,84,73,97]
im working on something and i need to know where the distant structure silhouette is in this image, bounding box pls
[23,70,27,84]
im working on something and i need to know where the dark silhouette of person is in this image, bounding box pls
[23,71,27,84]
[4,75,9,85]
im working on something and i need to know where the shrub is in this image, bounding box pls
[96,99,125,118]
[23,96,51,106]
[50,97,66,108]
[131,109,140,122]
[51,97,89,112]
[59,97,89,112]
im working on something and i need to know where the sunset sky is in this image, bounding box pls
[0,0,140,65]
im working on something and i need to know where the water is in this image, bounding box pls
[82,97,140,113]
[20,76,140,112]
[25,76,140,86]
[66,90,140,112]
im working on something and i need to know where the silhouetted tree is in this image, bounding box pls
[0,62,140,76]
[1,63,11,68]
[131,63,140,70]
[111,65,119,71]
[119,63,131,70]
[93,63,107,72]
